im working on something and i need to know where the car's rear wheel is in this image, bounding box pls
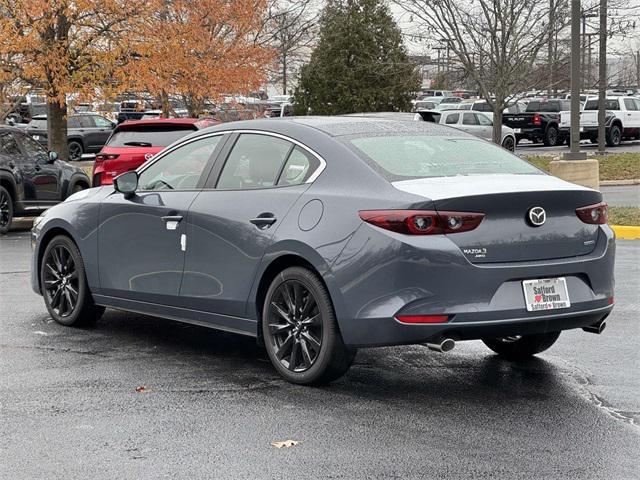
[543,126,559,146]
[262,267,356,385]
[606,125,622,147]
[68,141,83,161]
[482,331,561,360]
[0,185,13,235]
[41,235,105,326]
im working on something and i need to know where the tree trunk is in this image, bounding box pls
[492,108,503,145]
[282,53,288,95]
[160,90,171,117]
[47,99,69,161]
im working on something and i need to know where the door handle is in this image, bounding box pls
[161,215,183,230]
[250,213,277,229]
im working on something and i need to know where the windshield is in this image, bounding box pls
[346,135,541,181]
[106,126,196,147]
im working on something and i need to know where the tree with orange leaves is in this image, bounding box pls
[132,0,273,117]
[0,1,146,160]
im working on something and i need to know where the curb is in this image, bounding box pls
[600,179,640,186]
[611,225,640,240]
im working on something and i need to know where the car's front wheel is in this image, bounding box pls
[262,267,356,385]
[482,331,561,360]
[501,135,515,152]
[41,235,105,326]
[0,185,13,235]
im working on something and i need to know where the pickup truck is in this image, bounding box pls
[559,96,640,147]
[502,99,571,146]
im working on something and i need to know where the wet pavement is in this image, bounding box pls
[1,228,638,479]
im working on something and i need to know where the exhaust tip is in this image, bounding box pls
[583,321,606,335]
[426,338,456,353]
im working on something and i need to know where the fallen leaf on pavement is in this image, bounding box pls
[270,440,300,448]
[135,386,150,393]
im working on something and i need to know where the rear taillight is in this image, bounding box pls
[576,202,608,224]
[95,154,119,162]
[533,113,542,125]
[358,210,485,235]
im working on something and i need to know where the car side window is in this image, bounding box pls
[277,146,320,186]
[138,136,221,191]
[445,113,459,125]
[0,132,21,156]
[623,98,637,111]
[68,117,81,128]
[216,134,292,189]
[14,133,48,163]
[462,113,478,125]
[475,113,493,126]
[77,116,95,128]
[93,116,112,127]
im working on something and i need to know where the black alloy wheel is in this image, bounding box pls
[544,126,559,146]
[43,243,80,318]
[68,141,83,161]
[262,267,356,385]
[268,279,323,373]
[41,235,105,326]
[0,186,13,234]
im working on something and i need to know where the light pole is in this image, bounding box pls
[565,0,587,160]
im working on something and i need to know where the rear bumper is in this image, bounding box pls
[340,304,612,347]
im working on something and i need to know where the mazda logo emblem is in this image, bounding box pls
[528,207,546,226]
[144,153,154,161]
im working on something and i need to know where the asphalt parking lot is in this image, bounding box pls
[1,228,638,479]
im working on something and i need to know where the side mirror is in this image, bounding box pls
[48,151,59,163]
[114,170,138,197]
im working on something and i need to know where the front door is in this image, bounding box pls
[13,131,60,205]
[180,133,321,322]
[97,133,224,303]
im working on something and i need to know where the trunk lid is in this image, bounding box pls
[394,174,602,263]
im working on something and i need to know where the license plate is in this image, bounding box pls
[522,278,570,312]
[513,128,521,133]
[32,135,40,140]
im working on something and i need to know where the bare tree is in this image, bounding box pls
[395,0,559,143]
[256,0,319,95]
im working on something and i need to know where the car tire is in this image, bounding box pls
[40,235,105,327]
[543,126,559,146]
[482,331,561,360]
[606,125,622,147]
[262,266,356,385]
[501,136,515,152]
[68,141,84,161]
[0,185,14,235]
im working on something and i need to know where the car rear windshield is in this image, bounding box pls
[346,135,541,181]
[525,100,570,112]
[106,126,197,147]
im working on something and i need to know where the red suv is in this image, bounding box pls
[92,118,218,186]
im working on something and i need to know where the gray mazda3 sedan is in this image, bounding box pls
[31,117,615,384]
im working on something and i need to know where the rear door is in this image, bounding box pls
[180,132,321,322]
[622,98,640,130]
[97,133,224,303]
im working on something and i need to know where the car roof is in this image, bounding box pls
[199,116,472,139]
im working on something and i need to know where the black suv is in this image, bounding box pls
[0,126,91,234]
[25,114,115,161]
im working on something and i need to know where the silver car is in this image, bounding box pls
[434,110,516,151]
